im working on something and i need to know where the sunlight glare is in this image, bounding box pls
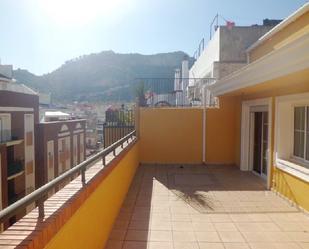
[39,0,124,26]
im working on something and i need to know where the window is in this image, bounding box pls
[293,106,309,162]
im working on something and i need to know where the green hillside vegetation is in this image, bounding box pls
[13,50,193,102]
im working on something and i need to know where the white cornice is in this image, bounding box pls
[209,33,309,96]
[0,107,34,112]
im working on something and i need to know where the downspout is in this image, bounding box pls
[202,85,206,164]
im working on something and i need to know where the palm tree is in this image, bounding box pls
[135,81,147,107]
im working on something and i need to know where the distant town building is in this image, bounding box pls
[35,119,86,189]
[0,64,86,227]
[0,64,38,226]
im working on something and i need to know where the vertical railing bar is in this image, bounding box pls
[81,168,86,186]
[38,199,45,219]
[102,156,106,167]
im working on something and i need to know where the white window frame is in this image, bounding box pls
[275,92,309,183]
[291,105,309,166]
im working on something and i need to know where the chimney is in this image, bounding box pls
[181,56,189,90]
[174,69,181,91]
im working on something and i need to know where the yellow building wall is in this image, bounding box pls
[250,11,309,62]
[274,168,309,211]
[43,142,140,249]
[225,70,309,211]
[139,108,203,164]
[206,96,241,165]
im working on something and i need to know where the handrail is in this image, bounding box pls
[0,130,137,224]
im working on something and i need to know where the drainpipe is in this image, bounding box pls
[202,85,206,164]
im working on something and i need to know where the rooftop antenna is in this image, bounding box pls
[210,14,219,40]
[209,14,235,40]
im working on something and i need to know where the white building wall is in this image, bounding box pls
[189,29,220,79]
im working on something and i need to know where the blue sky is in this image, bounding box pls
[0,0,307,75]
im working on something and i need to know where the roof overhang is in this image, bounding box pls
[247,2,309,52]
[209,33,309,96]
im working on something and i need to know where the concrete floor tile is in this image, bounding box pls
[173,242,199,249]
[223,242,250,249]
[105,165,307,249]
[218,231,245,242]
[195,231,221,242]
[199,242,225,249]
[173,231,196,242]
[126,230,149,241]
[150,230,173,241]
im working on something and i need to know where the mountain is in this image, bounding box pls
[13,51,193,102]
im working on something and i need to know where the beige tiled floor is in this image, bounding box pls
[105,164,309,249]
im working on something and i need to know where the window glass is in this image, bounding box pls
[294,106,305,158]
[263,112,268,141]
[294,131,304,158]
[294,106,305,130]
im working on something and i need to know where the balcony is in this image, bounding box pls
[0,108,308,249]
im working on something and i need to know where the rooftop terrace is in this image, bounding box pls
[105,164,309,249]
[0,107,308,249]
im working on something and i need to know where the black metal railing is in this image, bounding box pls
[0,130,137,224]
[135,78,215,107]
[103,109,135,148]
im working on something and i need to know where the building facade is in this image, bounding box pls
[0,67,39,225]
[208,3,309,211]
[0,65,87,227]
[35,120,86,188]
[188,22,278,105]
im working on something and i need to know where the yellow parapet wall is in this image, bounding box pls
[139,108,203,164]
[206,96,241,165]
[139,106,240,165]
[43,142,140,249]
[273,167,309,211]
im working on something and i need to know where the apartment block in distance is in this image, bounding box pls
[0,65,38,225]
[36,115,86,188]
[0,64,86,227]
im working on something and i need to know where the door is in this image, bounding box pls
[251,111,268,178]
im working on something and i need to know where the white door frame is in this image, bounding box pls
[240,98,272,188]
